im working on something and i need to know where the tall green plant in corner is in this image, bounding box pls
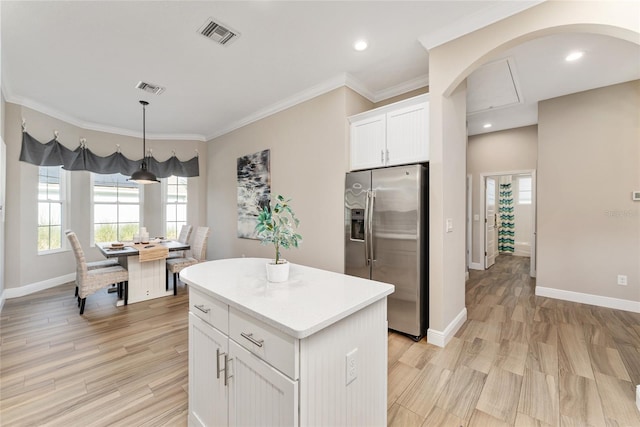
[255,195,302,265]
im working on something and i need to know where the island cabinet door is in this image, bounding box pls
[228,340,298,427]
[189,313,228,427]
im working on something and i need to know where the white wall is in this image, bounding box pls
[205,87,373,273]
[3,103,208,292]
[512,175,532,257]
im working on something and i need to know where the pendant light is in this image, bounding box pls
[129,100,159,184]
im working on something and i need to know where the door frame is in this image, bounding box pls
[479,169,536,277]
[466,174,472,278]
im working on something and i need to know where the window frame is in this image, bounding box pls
[162,175,188,240]
[517,175,532,205]
[90,173,144,246]
[37,165,69,255]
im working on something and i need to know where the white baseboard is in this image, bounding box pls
[4,273,75,300]
[427,307,467,348]
[536,286,640,313]
[0,289,5,313]
[465,271,470,281]
[469,262,483,271]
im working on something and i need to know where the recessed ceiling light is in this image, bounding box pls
[565,51,584,62]
[483,123,492,129]
[354,40,368,51]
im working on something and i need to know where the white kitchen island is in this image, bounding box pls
[180,257,395,427]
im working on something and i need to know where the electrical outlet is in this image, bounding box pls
[446,218,453,233]
[618,275,628,286]
[346,348,358,385]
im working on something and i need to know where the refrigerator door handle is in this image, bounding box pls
[369,190,376,263]
[364,190,371,266]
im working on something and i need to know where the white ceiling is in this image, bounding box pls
[2,1,638,142]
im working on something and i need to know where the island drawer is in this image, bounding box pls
[189,288,228,334]
[229,307,299,380]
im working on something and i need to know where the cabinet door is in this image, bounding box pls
[189,313,228,427]
[350,113,386,171]
[385,102,429,166]
[228,340,298,427]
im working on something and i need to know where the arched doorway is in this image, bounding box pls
[425,1,640,346]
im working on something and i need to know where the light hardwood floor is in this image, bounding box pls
[388,256,640,427]
[1,256,639,426]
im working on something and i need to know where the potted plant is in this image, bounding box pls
[255,195,302,282]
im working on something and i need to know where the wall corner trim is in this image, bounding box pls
[4,273,75,300]
[536,286,640,313]
[427,307,468,348]
[0,290,5,313]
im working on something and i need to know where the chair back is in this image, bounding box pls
[191,227,210,262]
[178,225,193,244]
[66,231,89,279]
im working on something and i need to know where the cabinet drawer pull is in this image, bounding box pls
[194,304,210,314]
[240,332,264,347]
[224,353,233,386]
[216,348,224,379]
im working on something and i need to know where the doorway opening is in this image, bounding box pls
[479,170,536,277]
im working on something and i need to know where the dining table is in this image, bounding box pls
[97,240,190,305]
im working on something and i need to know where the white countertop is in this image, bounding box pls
[180,258,395,339]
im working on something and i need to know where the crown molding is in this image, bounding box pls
[373,74,429,103]
[344,73,376,102]
[3,91,207,142]
[5,71,429,144]
[419,0,544,50]
[206,73,359,141]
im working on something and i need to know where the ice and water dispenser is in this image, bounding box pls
[350,209,365,241]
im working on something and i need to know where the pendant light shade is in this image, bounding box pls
[129,100,159,184]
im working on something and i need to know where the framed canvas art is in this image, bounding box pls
[237,149,271,239]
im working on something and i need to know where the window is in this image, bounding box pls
[165,175,187,239]
[38,166,66,252]
[518,176,532,205]
[92,173,140,243]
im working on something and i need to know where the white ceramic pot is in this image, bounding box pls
[266,260,289,283]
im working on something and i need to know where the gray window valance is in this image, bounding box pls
[19,131,199,178]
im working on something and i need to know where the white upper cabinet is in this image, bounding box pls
[349,113,386,171]
[349,94,429,171]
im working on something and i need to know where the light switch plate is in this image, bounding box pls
[633,191,640,201]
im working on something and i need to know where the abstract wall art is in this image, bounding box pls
[237,149,271,239]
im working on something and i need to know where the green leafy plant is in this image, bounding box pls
[255,195,302,264]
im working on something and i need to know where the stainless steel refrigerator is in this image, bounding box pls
[345,164,428,339]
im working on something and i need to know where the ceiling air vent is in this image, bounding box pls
[135,81,165,95]
[198,17,240,46]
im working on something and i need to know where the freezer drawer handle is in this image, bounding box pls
[241,332,264,347]
[380,149,384,164]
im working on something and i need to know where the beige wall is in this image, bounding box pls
[467,126,538,264]
[427,0,639,339]
[206,87,372,273]
[4,103,208,290]
[1,93,5,299]
[537,81,640,301]
[373,86,429,109]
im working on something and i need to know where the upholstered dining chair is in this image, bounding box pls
[67,231,129,315]
[166,224,193,258]
[166,226,210,295]
[65,230,119,297]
